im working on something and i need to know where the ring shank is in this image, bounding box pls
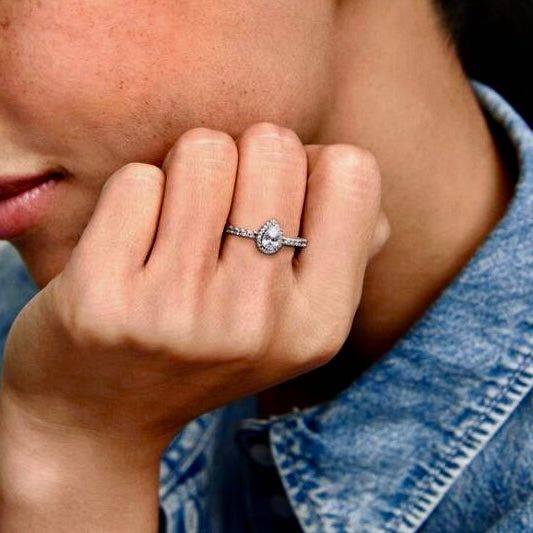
[281,236,307,248]
[224,225,256,239]
[224,223,307,249]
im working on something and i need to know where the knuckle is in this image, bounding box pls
[239,122,305,165]
[242,122,299,143]
[307,321,349,367]
[167,128,237,168]
[137,296,194,353]
[224,341,262,365]
[105,163,164,193]
[322,144,378,174]
[61,302,111,348]
[52,278,128,349]
[225,310,273,363]
[237,328,269,362]
[291,301,352,370]
[321,144,381,193]
[178,127,235,149]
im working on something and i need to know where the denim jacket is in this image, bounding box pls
[1,83,531,532]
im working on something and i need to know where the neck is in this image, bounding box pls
[259,0,513,416]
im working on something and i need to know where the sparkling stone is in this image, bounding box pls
[256,219,284,254]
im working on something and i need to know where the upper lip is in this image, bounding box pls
[0,171,63,200]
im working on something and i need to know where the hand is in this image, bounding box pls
[2,123,386,456]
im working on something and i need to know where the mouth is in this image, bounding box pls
[0,170,65,240]
[0,172,64,200]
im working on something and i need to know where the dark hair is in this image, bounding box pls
[435,0,533,126]
[434,0,468,40]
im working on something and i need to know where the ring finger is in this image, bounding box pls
[221,122,308,273]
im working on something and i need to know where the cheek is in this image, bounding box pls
[1,0,334,287]
[0,4,176,155]
[1,0,333,162]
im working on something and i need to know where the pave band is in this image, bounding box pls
[224,219,308,255]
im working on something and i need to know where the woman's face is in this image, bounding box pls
[0,0,334,286]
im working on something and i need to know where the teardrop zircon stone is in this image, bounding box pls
[256,219,284,254]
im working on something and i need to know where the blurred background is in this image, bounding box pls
[448,0,532,126]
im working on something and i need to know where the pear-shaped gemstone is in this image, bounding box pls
[256,219,284,254]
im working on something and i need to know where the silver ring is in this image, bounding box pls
[224,218,308,255]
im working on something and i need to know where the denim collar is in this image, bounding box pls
[252,82,533,533]
[0,243,38,360]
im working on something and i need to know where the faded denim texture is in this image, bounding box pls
[0,83,531,532]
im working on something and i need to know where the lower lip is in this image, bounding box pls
[0,177,61,240]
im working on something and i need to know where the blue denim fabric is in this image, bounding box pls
[0,82,531,532]
[0,242,37,363]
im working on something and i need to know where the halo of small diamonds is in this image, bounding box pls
[256,219,284,254]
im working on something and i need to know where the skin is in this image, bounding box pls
[0,0,335,284]
[1,128,384,531]
[0,0,513,529]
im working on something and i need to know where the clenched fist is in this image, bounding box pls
[1,123,386,458]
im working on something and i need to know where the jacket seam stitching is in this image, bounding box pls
[160,412,220,500]
[272,430,328,533]
[384,349,532,533]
